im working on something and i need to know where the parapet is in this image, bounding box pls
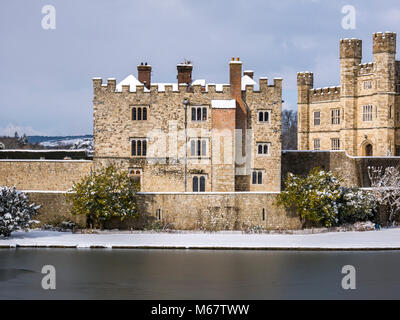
[358,62,374,75]
[340,38,362,59]
[297,72,314,87]
[373,32,396,54]
[310,86,340,102]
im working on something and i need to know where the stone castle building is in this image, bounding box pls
[93,58,283,192]
[298,32,400,156]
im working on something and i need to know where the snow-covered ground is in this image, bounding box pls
[1,229,400,249]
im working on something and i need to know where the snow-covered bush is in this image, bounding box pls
[67,165,139,229]
[337,187,376,224]
[278,168,377,228]
[368,166,400,225]
[0,187,40,237]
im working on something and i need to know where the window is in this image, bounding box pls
[313,138,320,151]
[131,139,147,156]
[331,138,340,150]
[363,105,373,121]
[193,176,206,192]
[389,106,393,119]
[396,145,400,156]
[258,110,270,123]
[190,139,207,157]
[331,109,340,125]
[363,80,373,90]
[252,170,263,185]
[262,208,266,221]
[314,111,320,126]
[132,106,148,121]
[257,143,270,155]
[191,107,207,121]
[156,209,161,220]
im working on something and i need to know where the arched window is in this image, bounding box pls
[258,145,263,154]
[190,140,196,156]
[264,111,269,122]
[199,176,205,192]
[143,107,147,120]
[193,176,199,192]
[252,171,257,184]
[197,107,202,121]
[142,140,147,156]
[365,144,373,156]
[263,144,268,154]
[137,140,142,156]
[137,108,142,120]
[258,112,263,122]
[202,107,207,121]
[201,140,207,156]
[131,140,136,156]
[132,107,137,120]
[191,108,196,121]
[258,171,262,184]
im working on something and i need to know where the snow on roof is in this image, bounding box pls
[211,99,236,109]
[192,79,206,86]
[115,74,260,93]
[241,75,257,90]
[116,75,149,92]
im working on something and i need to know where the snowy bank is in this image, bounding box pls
[1,229,400,250]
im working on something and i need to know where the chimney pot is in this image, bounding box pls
[137,63,152,89]
[177,63,193,84]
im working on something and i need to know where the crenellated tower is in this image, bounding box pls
[340,38,362,155]
[297,72,313,150]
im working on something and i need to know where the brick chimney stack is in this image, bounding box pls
[229,57,242,101]
[243,70,254,79]
[137,62,152,89]
[177,63,193,84]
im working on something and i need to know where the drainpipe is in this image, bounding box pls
[183,98,189,192]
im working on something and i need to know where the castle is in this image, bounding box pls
[298,32,400,156]
[2,32,400,230]
[93,58,282,192]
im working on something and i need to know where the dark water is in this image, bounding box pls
[0,248,399,299]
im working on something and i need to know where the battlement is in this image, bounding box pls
[340,38,362,59]
[358,62,374,75]
[310,86,340,102]
[297,72,314,87]
[93,76,281,95]
[373,32,396,54]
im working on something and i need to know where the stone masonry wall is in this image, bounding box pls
[0,160,92,191]
[136,192,301,230]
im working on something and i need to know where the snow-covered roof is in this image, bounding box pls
[211,100,236,109]
[115,74,259,93]
[116,75,149,92]
[241,75,257,90]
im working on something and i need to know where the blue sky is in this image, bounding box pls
[1,0,400,136]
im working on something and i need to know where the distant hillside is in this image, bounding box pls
[27,135,93,144]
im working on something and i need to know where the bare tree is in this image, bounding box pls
[368,166,400,225]
[282,109,298,150]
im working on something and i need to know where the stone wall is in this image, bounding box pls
[0,160,92,191]
[136,192,301,230]
[27,192,86,228]
[281,150,400,188]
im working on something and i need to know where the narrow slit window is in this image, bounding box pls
[193,176,198,192]
[143,107,147,120]
[137,108,142,121]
